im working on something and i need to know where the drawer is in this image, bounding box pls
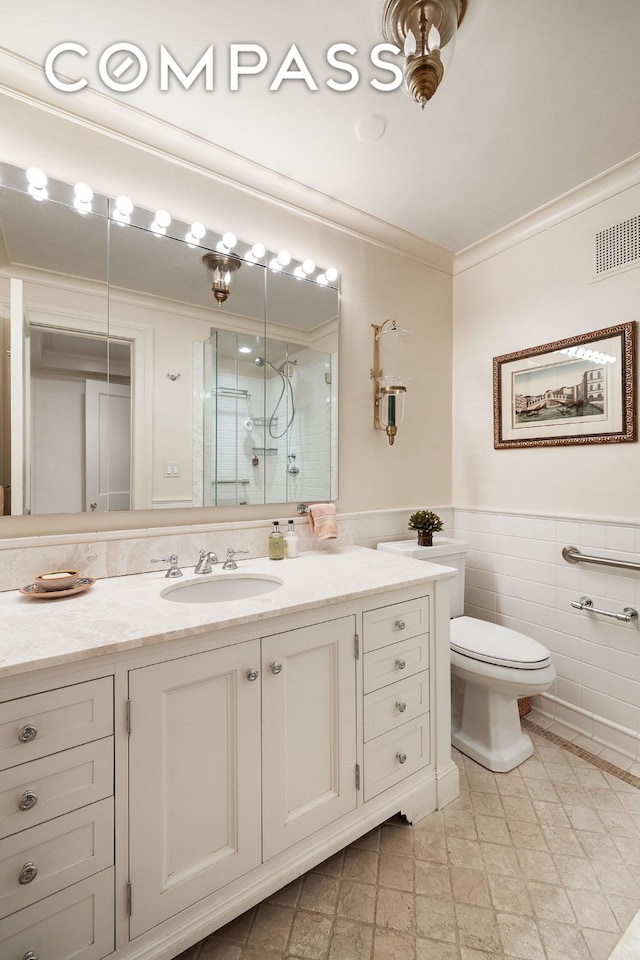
[0,739,113,841]
[363,597,428,653]
[0,678,113,772]
[363,635,429,694]
[363,671,429,742]
[0,798,113,919]
[363,715,430,802]
[0,867,114,960]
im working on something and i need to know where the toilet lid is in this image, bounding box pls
[450,617,552,670]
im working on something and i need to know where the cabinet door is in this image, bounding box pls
[128,641,261,937]
[262,617,357,860]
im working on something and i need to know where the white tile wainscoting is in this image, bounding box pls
[452,510,640,773]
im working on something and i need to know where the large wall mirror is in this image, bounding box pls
[0,162,339,517]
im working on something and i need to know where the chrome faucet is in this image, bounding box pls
[222,548,249,570]
[194,549,218,574]
[151,554,183,578]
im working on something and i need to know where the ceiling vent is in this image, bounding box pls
[595,214,640,276]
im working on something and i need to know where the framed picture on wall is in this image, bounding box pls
[493,322,636,448]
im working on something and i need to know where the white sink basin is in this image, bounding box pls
[161,574,283,604]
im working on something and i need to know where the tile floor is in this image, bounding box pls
[174,721,640,960]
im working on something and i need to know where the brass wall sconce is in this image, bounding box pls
[381,0,467,109]
[202,250,242,305]
[371,320,411,445]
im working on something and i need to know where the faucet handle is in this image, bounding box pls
[223,548,249,570]
[151,554,183,578]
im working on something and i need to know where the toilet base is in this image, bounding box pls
[451,677,535,773]
[452,724,534,773]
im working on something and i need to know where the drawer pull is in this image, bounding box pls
[18,789,38,812]
[246,668,259,682]
[395,658,406,670]
[394,619,406,630]
[23,953,39,960]
[396,752,408,765]
[18,861,38,885]
[396,701,407,713]
[18,723,38,744]
[270,661,283,675]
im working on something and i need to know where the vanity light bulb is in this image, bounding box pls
[26,167,47,189]
[155,209,171,229]
[293,266,305,279]
[316,273,328,286]
[116,196,133,216]
[74,182,93,203]
[277,250,291,266]
[302,260,315,275]
[73,181,93,215]
[222,232,237,249]
[216,240,230,253]
[252,243,266,259]
[325,267,338,283]
[190,222,206,240]
[269,257,282,272]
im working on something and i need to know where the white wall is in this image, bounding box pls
[453,176,640,519]
[453,167,640,764]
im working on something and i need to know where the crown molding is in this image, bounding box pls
[454,152,640,274]
[0,48,453,275]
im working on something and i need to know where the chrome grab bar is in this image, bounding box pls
[562,545,640,572]
[570,595,638,623]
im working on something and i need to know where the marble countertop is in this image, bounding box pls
[0,546,454,679]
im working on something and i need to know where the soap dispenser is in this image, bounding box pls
[284,519,299,558]
[268,520,285,560]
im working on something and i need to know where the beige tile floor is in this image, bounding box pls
[174,723,640,960]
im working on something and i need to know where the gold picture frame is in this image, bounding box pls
[493,322,636,449]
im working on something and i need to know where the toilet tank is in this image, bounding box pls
[376,537,469,617]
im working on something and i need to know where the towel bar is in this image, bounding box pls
[562,545,640,572]
[570,595,638,623]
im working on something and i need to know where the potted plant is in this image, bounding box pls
[408,509,443,547]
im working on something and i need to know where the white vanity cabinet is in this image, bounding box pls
[0,549,457,960]
[127,640,262,938]
[128,615,357,937]
[0,676,115,960]
[261,615,357,860]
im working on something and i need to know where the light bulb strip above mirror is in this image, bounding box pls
[3,163,340,291]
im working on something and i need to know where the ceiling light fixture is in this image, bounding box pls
[202,251,242,305]
[381,0,466,109]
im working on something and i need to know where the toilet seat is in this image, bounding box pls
[450,616,551,671]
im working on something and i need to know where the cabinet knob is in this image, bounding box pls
[396,701,407,713]
[394,619,406,630]
[17,789,38,812]
[270,661,283,675]
[246,668,259,682]
[23,953,39,960]
[18,723,38,744]
[18,861,38,885]
[395,658,406,670]
[396,752,408,765]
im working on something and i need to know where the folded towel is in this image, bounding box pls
[308,502,338,540]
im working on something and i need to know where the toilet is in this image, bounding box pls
[376,537,555,772]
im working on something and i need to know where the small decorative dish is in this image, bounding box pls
[34,569,81,591]
[19,577,96,600]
